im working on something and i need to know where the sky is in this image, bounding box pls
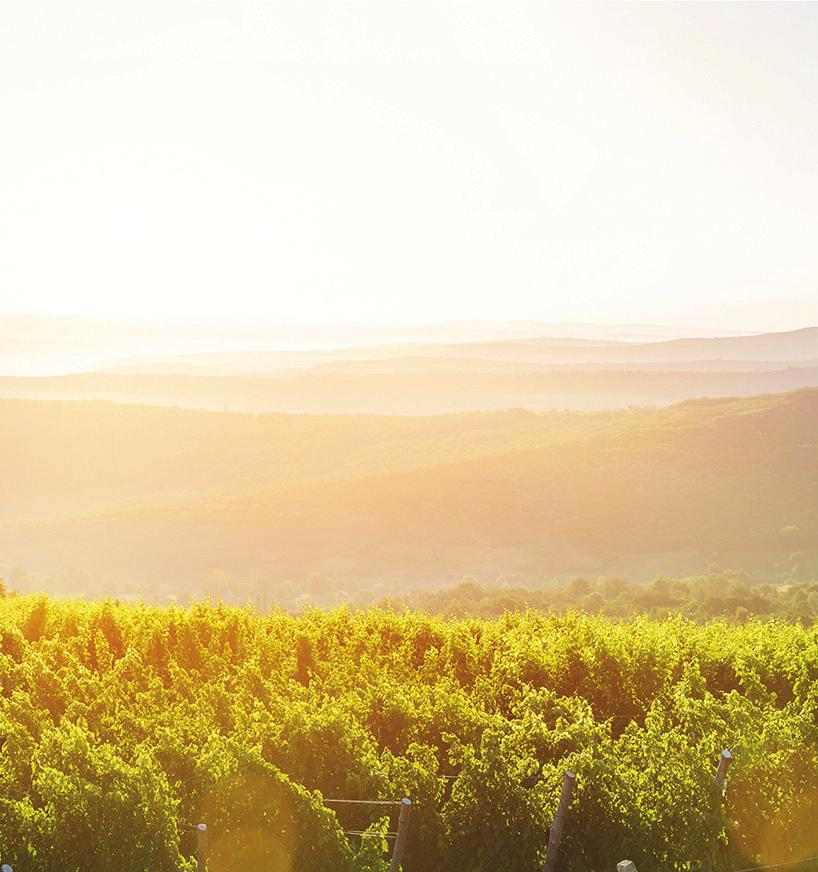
[1,2,817,331]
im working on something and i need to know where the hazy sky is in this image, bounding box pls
[2,2,817,330]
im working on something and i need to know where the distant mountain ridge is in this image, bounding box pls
[0,313,757,376]
[2,321,816,415]
[98,327,818,376]
[0,366,817,414]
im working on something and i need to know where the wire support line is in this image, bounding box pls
[324,798,403,805]
[732,856,818,872]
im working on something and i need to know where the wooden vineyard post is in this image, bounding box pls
[196,823,208,872]
[714,749,732,795]
[542,770,576,872]
[389,798,412,872]
[701,749,732,872]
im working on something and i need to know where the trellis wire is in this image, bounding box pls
[732,858,818,872]
[323,796,413,871]
[324,798,405,805]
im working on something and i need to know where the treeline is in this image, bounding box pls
[2,597,818,870]
[5,566,818,625]
[386,570,818,622]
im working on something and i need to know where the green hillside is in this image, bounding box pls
[2,390,816,590]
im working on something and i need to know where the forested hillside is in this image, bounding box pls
[1,596,817,871]
[1,390,816,593]
[0,399,629,524]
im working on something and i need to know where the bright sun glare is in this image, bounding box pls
[1,3,818,329]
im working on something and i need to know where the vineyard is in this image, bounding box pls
[1,595,818,871]
[4,1,818,869]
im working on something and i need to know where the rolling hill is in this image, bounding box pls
[0,327,815,415]
[0,365,815,415]
[99,327,818,376]
[2,390,816,592]
[2,314,739,376]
